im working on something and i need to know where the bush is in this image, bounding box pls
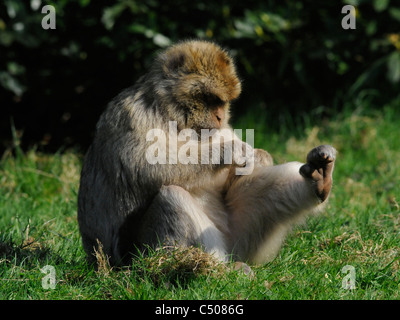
[1,0,399,152]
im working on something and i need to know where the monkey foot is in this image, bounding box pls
[299,145,337,202]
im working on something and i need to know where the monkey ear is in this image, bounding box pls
[164,51,186,73]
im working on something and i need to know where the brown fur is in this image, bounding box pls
[151,40,241,132]
[77,40,336,266]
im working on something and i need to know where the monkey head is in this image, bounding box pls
[150,40,242,132]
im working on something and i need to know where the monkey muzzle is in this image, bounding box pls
[212,107,225,128]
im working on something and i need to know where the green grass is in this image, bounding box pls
[1,99,400,300]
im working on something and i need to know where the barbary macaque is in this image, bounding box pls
[77,40,336,266]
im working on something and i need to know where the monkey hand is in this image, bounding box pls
[232,141,254,175]
[299,145,337,202]
[253,149,273,168]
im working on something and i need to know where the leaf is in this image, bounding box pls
[373,0,390,12]
[0,71,26,96]
[389,7,400,21]
[7,61,25,75]
[233,20,255,38]
[79,0,90,7]
[387,51,400,83]
[101,4,126,30]
[5,0,20,18]
[30,0,42,11]
[153,33,171,48]
[128,24,147,34]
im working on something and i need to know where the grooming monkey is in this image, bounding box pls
[77,40,336,265]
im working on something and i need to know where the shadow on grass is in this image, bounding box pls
[0,239,64,267]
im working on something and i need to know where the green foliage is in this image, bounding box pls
[1,1,400,151]
[1,0,399,97]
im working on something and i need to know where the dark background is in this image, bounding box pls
[1,0,399,154]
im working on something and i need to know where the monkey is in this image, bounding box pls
[77,40,337,266]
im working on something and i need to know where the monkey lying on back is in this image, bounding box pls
[78,40,336,266]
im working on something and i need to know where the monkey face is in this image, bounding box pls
[153,40,241,132]
[179,79,231,132]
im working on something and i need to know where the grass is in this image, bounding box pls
[1,99,400,300]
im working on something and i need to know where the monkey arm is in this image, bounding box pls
[138,140,231,190]
[139,126,254,189]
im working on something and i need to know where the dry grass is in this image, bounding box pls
[91,242,229,288]
[134,245,228,286]
[93,239,113,277]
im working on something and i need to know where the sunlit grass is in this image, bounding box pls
[1,100,399,299]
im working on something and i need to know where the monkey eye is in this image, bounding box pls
[202,93,224,108]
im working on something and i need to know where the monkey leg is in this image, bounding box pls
[222,148,273,194]
[299,144,336,202]
[225,145,337,264]
[136,185,228,261]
